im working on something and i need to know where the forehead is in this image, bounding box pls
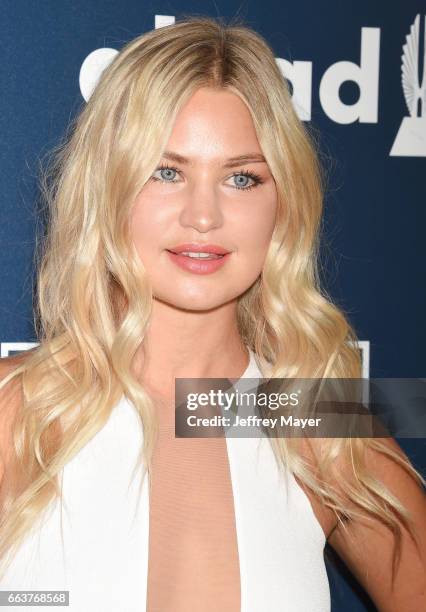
[164,87,262,162]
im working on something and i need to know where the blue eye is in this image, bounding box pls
[233,174,251,188]
[231,170,263,191]
[151,165,179,182]
[150,164,264,191]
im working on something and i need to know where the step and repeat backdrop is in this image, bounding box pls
[0,2,425,610]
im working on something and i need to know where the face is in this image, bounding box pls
[130,86,277,311]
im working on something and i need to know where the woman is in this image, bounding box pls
[0,15,424,612]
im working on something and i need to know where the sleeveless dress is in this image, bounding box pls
[0,349,330,611]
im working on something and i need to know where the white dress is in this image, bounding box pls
[0,349,330,611]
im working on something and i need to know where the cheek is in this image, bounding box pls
[237,197,277,260]
[130,197,165,256]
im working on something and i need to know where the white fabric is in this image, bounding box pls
[0,349,330,611]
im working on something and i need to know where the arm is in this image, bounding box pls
[327,437,426,612]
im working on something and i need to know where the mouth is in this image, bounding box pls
[166,242,231,259]
[166,250,225,260]
[165,247,231,275]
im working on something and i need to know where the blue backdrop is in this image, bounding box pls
[1,2,425,610]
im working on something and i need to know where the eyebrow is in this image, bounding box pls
[162,150,267,168]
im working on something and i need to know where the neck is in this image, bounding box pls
[133,297,250,400]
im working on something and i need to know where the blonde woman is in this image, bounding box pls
[0,16,424,612]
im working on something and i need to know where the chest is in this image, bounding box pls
[147,430,241,610]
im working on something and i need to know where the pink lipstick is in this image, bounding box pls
[166,243,231,275]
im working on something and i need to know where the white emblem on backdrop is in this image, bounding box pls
[0,342,38,358]
[79,16,381,125]
[79,15,175,102]
[80,48,118,102]
[355,340,370,380]
[277,28,380,124]
[390,14,426,157]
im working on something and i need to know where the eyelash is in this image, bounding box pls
[150,163,264,192]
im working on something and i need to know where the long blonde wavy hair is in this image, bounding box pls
[0,15,424,583]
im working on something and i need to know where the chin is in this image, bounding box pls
[154,290,237,312]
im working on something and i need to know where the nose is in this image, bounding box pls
[179,180,224,233]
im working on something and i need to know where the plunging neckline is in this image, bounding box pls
[144,347,259,611]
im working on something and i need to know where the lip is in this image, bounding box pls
[165,247,231,275]
[167,243,231,255]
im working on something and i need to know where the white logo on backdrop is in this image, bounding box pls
[75,10,426,152]
[80,48,118,102]
[79,15,381,125]
[390,14,426,157]
[356,340,370,380]
[79,15,175,102]
[0,342,38,358]
[277,28,380,124]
